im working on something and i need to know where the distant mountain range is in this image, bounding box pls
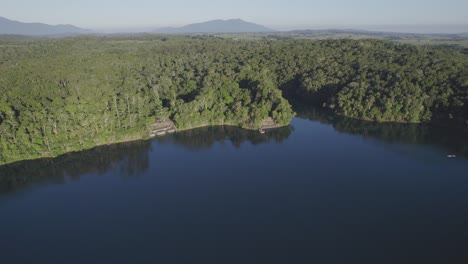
[154,19,273,34]
[0,17,88,36]
[0,16,466,37]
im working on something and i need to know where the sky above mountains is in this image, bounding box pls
[1,0,467,32]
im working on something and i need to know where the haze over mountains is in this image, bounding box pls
[0,17,273,35]
[153,19,273,34]
[0,17,89,36]
[0,16,466,36]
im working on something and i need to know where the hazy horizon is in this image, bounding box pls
[92,22,468,34]
[1,0,468,34]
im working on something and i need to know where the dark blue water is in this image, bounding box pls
[1,114,468,264]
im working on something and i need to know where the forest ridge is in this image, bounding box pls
[0,35,467,165]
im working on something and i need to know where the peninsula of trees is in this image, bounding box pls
[0,35,466,165]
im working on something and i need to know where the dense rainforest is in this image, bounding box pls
[0,35,467,165]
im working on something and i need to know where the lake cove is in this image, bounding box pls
[1,114,467,264]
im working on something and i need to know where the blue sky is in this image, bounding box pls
[1,0,467,32]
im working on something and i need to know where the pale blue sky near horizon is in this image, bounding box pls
[1,0,467,32]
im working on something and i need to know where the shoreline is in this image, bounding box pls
[333,112,468,130]
[0,121,286,167]
[2,113,465,167]
[293,102,468,127]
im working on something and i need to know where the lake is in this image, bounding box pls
[1,110,468,264]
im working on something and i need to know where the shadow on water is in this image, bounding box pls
[295,104,468,159]
[0,141,152,195]
[1,104,465,196]
[0,125,294,195]
[156,125,294,150]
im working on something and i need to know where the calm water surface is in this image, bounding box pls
[1,111,468,264]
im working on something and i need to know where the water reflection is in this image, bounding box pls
[0,141,152,195]
[296,105,468,158]
[156,125,294,149]
[1,106,466,196]
[0,125,294,195]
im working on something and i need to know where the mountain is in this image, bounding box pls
[154,19,273,34]
[0,17,89,36]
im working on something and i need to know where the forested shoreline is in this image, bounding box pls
[0,35,467,165]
